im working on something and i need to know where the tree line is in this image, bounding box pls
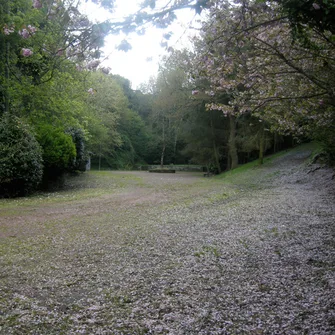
[1,0,334,197]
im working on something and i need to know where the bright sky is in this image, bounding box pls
[82,0,199,89]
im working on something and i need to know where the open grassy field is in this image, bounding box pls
[0,144,334,334]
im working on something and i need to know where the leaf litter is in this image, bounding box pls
[0,148,334,334]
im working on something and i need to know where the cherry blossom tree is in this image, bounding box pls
[191,0,334,162]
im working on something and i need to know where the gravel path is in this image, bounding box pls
[0,147,334,334]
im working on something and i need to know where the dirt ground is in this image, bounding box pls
[0,147,334,334]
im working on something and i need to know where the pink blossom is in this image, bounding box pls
[312,3,320,10]
[192,90,199,95]
[22,48,33,57]
[27,25,37,33]
[86,60,100,70]
[205,90,215,96]
[87,88,94,95]
[32,0,42,9]
[19,29,30,38]
[101,67,111,74]
[19,26,36,38]
[3,25,15,35]
[66,48,74,57]
[78,18,90,27]
[49,9,56,15]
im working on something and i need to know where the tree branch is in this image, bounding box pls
[252,35,332,94]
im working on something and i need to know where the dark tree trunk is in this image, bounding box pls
[210,112,221,174]
[228,114,238,170]
[259,125,265,165]
[160,119,165,168]
[173,132,178,164]
[273,132,278,153]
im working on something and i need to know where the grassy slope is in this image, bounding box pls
[218,142,320,179]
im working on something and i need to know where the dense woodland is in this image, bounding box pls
[0,0,334,197]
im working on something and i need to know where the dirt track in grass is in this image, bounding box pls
[0,145,334,334]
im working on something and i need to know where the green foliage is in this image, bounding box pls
[0,115,43,197]
[36,124,76,176]
[312,120,335,165]
[148,66,194,165]
[66,127,88,172]
[235,115,274,164]
[85,72,125,159]
[118,109,151,164]
[85,73,153,169]
[179,100,227,170]
[272,0,335,34]
[108,134,136,169]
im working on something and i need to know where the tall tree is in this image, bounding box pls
[191,0,334,162]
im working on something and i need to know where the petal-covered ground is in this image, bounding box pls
[0,145,334,334]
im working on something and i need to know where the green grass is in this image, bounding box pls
[217,150,286,180]
[0,171,144,209]
[216,142,320,183]
[0,143,319,212]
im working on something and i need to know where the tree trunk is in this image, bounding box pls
[160,119,165,168]
[273,132,277,153]
[173,131,178,164]
[228,114,238,170]
[259,125,265,165]
[98,143,102,171]
[5,42,10,114]
[210,112,221,173]
[4,1,10,115]
[226,153,231,172]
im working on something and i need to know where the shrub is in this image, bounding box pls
[66,127,88,172]
[0,115,43,197]
[36,124,76,183]
[312,117,335,165]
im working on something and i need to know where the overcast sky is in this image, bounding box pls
[82,0,199,89]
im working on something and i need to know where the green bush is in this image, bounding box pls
[66,127,88,172]
[36,124,76,182]
[312,117,335,165]
[0,115,43,197]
